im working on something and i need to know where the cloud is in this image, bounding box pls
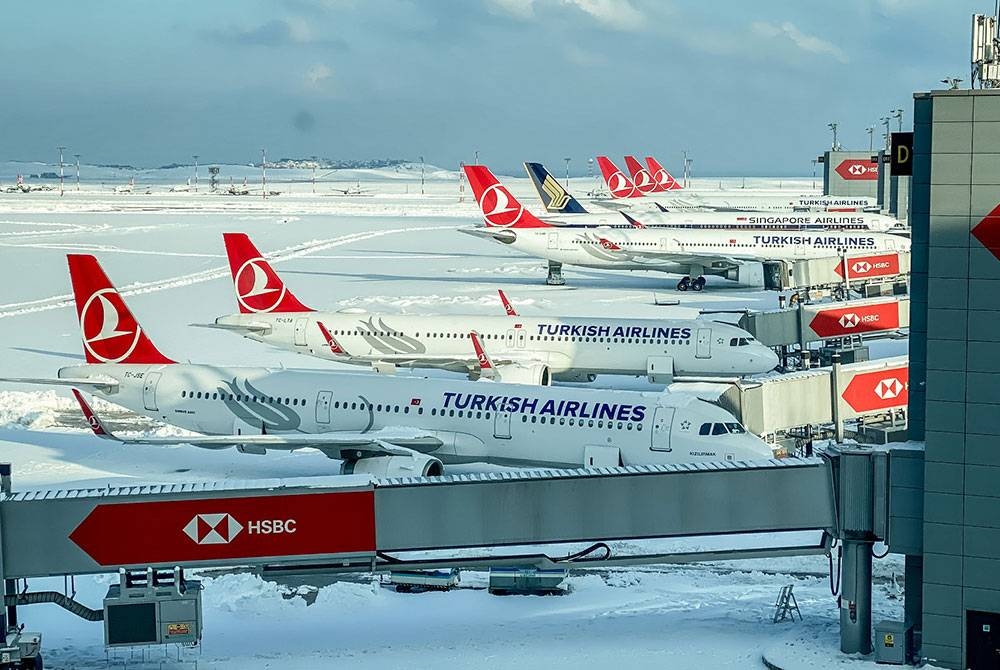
[304,63,335,91]
[485,0,647,31]
[210,18,348,49]
[751,21,849,63]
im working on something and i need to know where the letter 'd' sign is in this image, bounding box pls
[890,132,913,176]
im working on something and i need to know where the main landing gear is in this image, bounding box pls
[676,276,706,292]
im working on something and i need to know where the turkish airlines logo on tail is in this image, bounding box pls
[183,513,244,545]
[607,171,638,198]
[632,168,656,193]
[235,258,287,313]
[80,289,142,363]
[478,183,524,227]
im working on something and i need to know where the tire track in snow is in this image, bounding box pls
[0,224,460,319]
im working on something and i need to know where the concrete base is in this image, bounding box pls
[762,639,875,669]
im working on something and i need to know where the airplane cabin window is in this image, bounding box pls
[699,422,711,435]
[404,406,410,414]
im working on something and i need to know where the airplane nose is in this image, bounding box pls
[762,348,780,371]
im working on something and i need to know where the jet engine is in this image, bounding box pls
[340,454,444,477]
[723,261,765,288]
[497,364,552,386]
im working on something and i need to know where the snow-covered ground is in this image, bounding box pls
[0,174,907,668]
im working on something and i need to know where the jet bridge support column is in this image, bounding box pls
[0,463,11,632]
[840,538,874,654]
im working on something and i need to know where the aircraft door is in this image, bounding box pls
[493,411,512,439]
[315,390,333,424]
[548,232,559,249]
[142,372,161,412]
[515,329,526,348]
[294,318,309,346]
[695,328,712,359]
[649,407,674,451]
[505,329,515,348]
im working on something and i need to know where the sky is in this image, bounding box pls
[0,0,991,175]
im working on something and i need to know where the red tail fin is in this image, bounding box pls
[222,233,313,314]
[67,254,175,365]
[498,289,518,316]
[596,156,642,199]
[624,156,657,194]
[645,156,682,191]
[463,165,550,228]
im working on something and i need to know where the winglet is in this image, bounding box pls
[469,331,496,379]
[498,290,518,317]
[316,321,349,356]
[72,389,115,439]
[620,211,647,229]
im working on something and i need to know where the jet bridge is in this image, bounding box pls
[0,446,923,658]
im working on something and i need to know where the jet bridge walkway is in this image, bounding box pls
[0,445,923,657]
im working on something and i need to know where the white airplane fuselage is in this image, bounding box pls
[539,209,899,232]
[212,312,778,381]
[60,363,774,468]
[472,227,910,279]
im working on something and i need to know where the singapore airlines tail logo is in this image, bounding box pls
[235,258,286,313]
[80,289,141,363]
[541,175,571,211]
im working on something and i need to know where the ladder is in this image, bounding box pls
[773,584,802,623]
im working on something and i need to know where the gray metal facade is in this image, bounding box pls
[911,88,1000,669]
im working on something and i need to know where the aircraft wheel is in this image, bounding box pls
[677,277,691,291]
[692,277,706,292]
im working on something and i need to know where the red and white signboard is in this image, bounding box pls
[834,253,901,279]
[70,491,375,566]
[808,300,902,339]
[841,366,909,414]
[834,159,878,181]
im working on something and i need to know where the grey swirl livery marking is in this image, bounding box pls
[218,378,302,432]
[357,317,426,355]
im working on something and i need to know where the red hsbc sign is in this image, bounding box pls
[842,366,909,413]
[834,159,878,181]
[69,491,375,566]
[834,253,901,279]
[971,202,1000,262]
[808,301,901,338]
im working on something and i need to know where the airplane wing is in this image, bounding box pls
[0,376,120,392]
[72,390,442,460]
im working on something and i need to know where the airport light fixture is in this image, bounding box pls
[941,77,963,89]
[57,146,66,197]
[73,154,80,190]
[827,123,840,151]
[261,148,267,200]
[419,155,425,195]
[866,126,875,152]
[891,109,903,132]
[193,155,199,193]
[880,116,891,150]
[564,157,571,188]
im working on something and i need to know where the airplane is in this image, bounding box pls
[0,254,776,476]
[599,156,879,213]
[195,233,778,385]
[524,163,898,232]
[463,165,911,291]
[4,175,55,193]
[113,177,134,194]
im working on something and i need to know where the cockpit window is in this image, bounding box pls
[699,422,711,435]
[725,422,746,434]
[711,423,728,435]
[729,338,753,347]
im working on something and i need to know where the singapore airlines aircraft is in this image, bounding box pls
[463,165,910,291]
[197,233,777,384]
[524,162,897,232]
[598,156,878,213]
[0,255,774,476]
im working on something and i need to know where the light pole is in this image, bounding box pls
[588,158,594,191]
[473,150,479,166]
[312,165,316,194]
[261,149,267,200]
[73,154,80,190]
[827,123,839,151]
[564,157,571,188]
[57,146,66,196]
[880,116,891,150]
[866,126,874,152]
[193,155,199,193]
[811,159,818,190]
[891,108,903,132]
[941,77,962,90]
[419,155,425,195]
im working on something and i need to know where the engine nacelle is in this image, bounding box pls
[551,371,597,383]
[723,261,765,288]
[497,363,551,386]
[341,454,444,477]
